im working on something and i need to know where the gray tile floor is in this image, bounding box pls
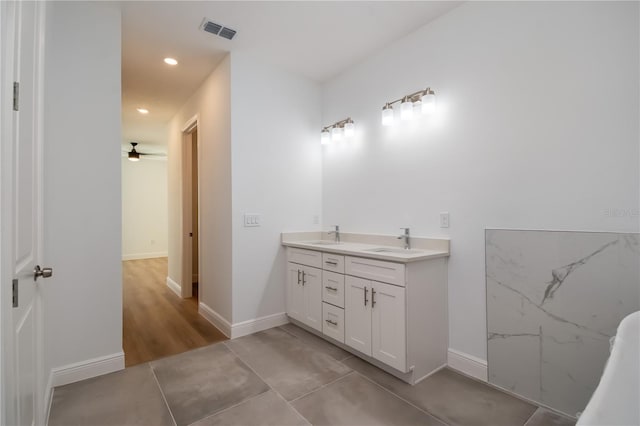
[48,324,576,426]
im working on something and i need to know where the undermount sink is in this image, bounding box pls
[305,240,342,245]
[364,247,424,254]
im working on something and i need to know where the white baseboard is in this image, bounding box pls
[231,312,289,339]
[48,351,125,389]
[122,251,168,261]
[166,276,181,297]
[199,302,232,337]
[198,303,289,340]
[447,348,488,381]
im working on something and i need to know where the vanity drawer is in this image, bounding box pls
[322,253,345,273]
[322,271,345,308]
[322,302,345,343]
[287,247,322,268]
[345,256,405,287]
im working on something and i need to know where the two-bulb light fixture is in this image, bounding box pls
[381,87,435,126]
[320,117,355,145]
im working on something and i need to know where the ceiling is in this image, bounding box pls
[121,1,462,152]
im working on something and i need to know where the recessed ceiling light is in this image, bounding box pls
[137,108,149,114]
[164,57,178,65]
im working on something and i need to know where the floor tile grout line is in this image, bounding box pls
[272,386,313,426]
[278,324,354,364]
[184,389,273,426]
[223,337,353,425]
[222,340,309,419]
[522,407,543,426]
[287,370,357,404]
[351,370,452,426]
[147,363,178,426]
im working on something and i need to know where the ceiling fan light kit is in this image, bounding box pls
[125,142,167,162]
[128,142,140,161]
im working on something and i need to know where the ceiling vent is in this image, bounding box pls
[201,19,236,40]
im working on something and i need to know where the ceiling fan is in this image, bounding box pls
[124,142,166,162]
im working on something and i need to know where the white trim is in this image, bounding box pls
[181,114,198,133]
[48,352,125,388]
[166,276,181,298]
[44,371,54,426]
[447,348,488,381]
[198,302,231,338]
[231,312,289,339]
[122,252,168,261]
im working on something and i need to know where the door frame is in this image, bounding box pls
[180,115,199,298]
[0,1,47,424]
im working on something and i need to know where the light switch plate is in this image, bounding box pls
[244,213,261,227]
[440,212,450,228]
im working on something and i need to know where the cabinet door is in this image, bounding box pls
[287,262,304,323]
[302,265,323,332]
[371,282,407,372]
[345,276,372,356]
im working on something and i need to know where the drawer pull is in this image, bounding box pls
[325,261,338,266]
[325,286,338,291]
[364,286,368,306]
[325,319,338,326]
[372,288,376,308]
[297,270,301,285]
[302,270,306,286]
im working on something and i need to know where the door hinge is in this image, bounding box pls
[13,82,19,111]
[12,279,18,307]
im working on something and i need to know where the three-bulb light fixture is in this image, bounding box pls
[381,87,435,126]
[320,117,355,145]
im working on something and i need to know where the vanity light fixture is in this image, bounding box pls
[136,107,149,114]
[164,57,178,65]
[320,117,355,145]
[381,87,436,126]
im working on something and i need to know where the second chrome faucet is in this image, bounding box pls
[328,225,340,243]
[398,227,410,249]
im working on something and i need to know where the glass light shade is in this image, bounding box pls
[422,92,436,115]
[381,106,394,126]
[320,130,331,145]
[128,153,140,161]
[331,126,342,141]
[400,99,413,121]
[344,121,355,137]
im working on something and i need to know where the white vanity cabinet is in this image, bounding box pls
[287,249,322,332]
[284,242,448,385]
[344,266,407,372]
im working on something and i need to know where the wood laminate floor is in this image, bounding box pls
[123,257,226,367]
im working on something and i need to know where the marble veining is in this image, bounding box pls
[486,230,639,417]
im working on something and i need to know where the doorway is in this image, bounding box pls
[182,122,199,299]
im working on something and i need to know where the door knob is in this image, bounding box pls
[34,265,53,280]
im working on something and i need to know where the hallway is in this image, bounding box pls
[123,257,226,366]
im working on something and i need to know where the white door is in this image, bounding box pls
[344,276,371,356]
[286,263,304,323]
[301,265,322,332]
[1,1,47,425]
[371,282,406,372]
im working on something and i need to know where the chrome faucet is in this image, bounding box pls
[328,225,340,243]
[398,227,410,249]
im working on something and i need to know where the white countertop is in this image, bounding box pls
[281,232,450,263]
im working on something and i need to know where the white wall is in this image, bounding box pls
[122,158,168,260]
[167,55,233,321]
[230,53,322,323]
[43,0,122,376]
[321,1,639,361]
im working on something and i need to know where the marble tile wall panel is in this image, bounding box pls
[486,230,639,416]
